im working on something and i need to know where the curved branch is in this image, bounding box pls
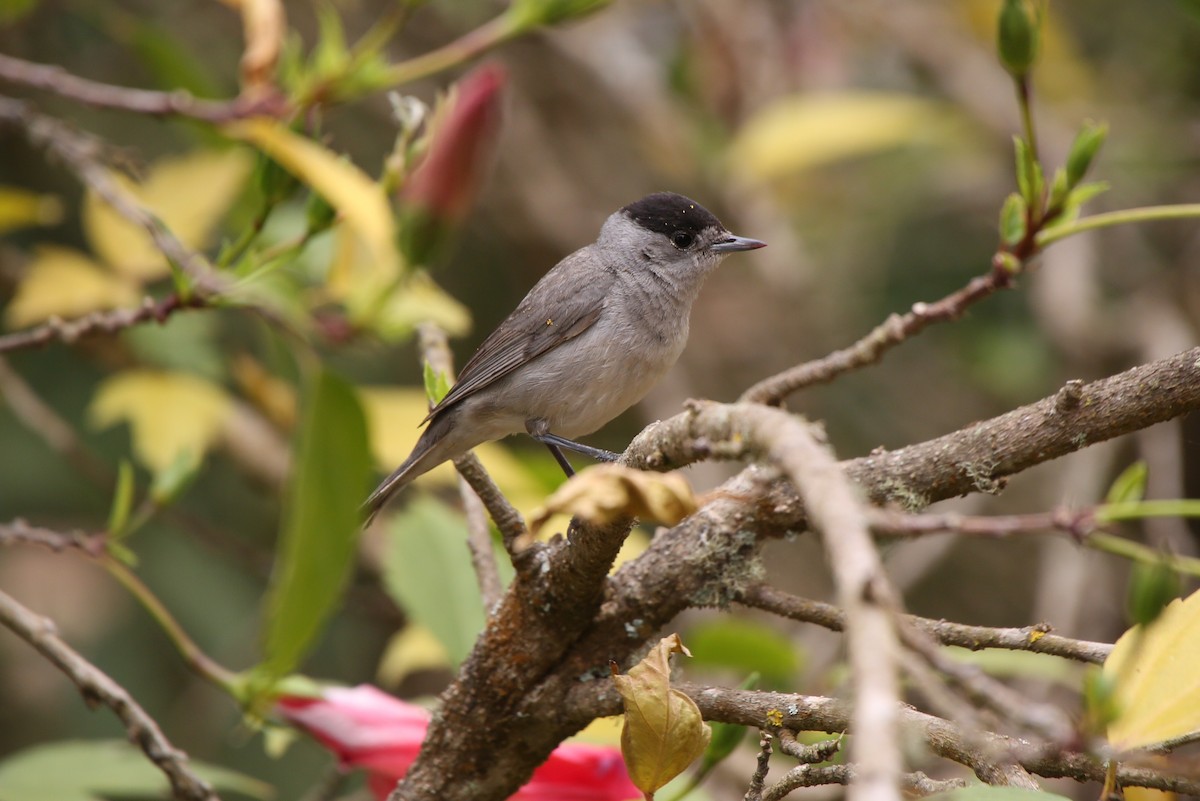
[0,588,220,801]
[0,52,287,121]
[0,98,228,295]
[569,684,1200,796]
[739,267,1012,406]
[738,584,1113,664]
[0,294,204,354]
[392,347,1200,801]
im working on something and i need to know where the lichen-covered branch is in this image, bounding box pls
[389,347,1200,801]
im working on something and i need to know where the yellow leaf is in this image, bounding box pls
[1104,588,1200,749]
[371,271,472,341]
[0,186,62,234]
[5,246,141,328]
[728,92,947,182]
[376,623,451,687]
[218,0,285,92]
[231,354,297,429]
[225,119,399,287]
[89,370,233,474]
[528,464,697,536]
[613,633,711,796]
[357,386,545,510]
[1126,779,1175,801]
[83,149,254,280]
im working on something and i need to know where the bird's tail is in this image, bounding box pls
[362,411,459,525]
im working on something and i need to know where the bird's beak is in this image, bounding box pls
[711,234,767,253]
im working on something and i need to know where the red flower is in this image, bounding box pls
[277,685,639,801]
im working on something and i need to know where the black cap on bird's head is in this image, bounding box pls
[621,192,766,253]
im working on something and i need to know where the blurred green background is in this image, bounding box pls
[1,1,1199,798]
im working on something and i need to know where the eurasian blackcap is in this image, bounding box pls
[365,192,765,518]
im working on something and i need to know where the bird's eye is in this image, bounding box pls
[670,231,695,249]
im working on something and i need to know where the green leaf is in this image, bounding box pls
[928,788,1070,801]
[149,448,202,507]
[1012,136,1038,206]
[381,496,486,665]
[1107,461,1148,505]
[507,0,612,29]
[312,2,349,77]
[998,193,1027,246]
[1046,167,1069,217]
[686,619,801,686]
[1066,120,1108,187]
[1127,559,1181,627]
[1061,181,1110,219]
[261,368,371,680]
[107,460,136,540]
[0,740,271,801]
[1082,665,1120,734]
[422,360,451,405]
[997,0,1039,78]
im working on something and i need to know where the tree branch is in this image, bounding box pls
[0,588,220,801]
[572,684,1200,795]
[738,584,1113,663]
[0,518,105,556]
[0,52,287,122]
[391,347,1200,801]
[739,265,1013,406]
[0,97,229,295]
[0,293,205,355]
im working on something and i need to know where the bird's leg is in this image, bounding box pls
[525,419,620,478]
[534,433,621,463]
[543,442,576,477]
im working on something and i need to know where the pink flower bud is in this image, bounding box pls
[400,63,506,265]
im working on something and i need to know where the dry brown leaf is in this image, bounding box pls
[527,464,696,536]
[613,634,711,798]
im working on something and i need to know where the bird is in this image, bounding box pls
[364,191,765,519]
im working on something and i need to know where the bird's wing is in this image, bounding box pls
[423,248,609,422]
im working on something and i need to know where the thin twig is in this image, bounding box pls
[738,584,1112,663]
[0,97,228,295]
[868,507,1092,540]
[0,588,220,801]
[451,454,529,561]
[764,764,966,801]
[576,684,1200,794]
[739,268,1012,406]
[457,467,504,609]
[898,620,1075,743]
[744,731,773,801]
[715,404,900,801]
[0,356,112,486]
[0,52,287,122]
[416,323,521,595]
[0,293,205,354]
[0,518,105,556]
